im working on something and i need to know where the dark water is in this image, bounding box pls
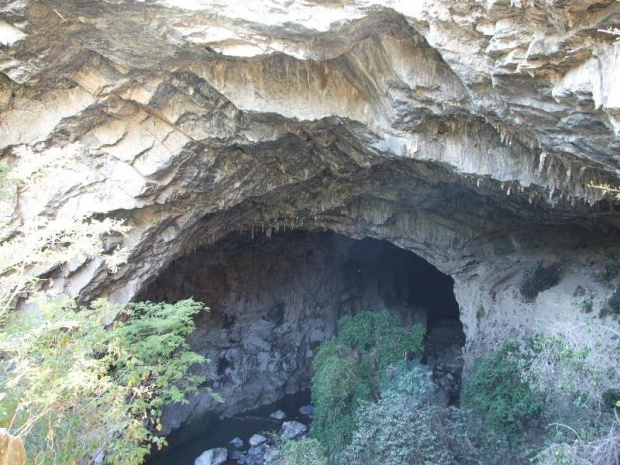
[147,391,311,465]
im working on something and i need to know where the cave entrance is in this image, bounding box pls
[138,230,464,426]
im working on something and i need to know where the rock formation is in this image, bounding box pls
[0,428,26,465]
[1,0,620,430]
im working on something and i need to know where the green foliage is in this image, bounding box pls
[520,327,620,465]
[311,311,425,458]
[602,388,620,408]
[341,364,477,465]
[573,286,587,297]
[281,438,326,465]
[464,326,620,465]
[521,262,561,301]
[461,339,545,438]
[608,288,620,314]
[380,360,433,406]
[573,286,595,313]
[0,161,11,199]
[336,311,425,370]
[0,297,212,464]
[600,287,620,319]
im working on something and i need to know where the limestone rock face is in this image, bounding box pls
[1,0,620,433]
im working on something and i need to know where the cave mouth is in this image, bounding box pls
[138,230,464,428]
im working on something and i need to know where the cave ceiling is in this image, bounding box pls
[0,0,619,301]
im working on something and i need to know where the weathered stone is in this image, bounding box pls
[264,447,281,463]
[281,421,307,440]
[248,434,267,447]
[229,450,247,464]
[194,447,228,465]
[269,410,286,421]
[247,456,264,465]
[248,446,264,456]
[298,405,315,418]
[229,437,244,448]
[0,429,26,465]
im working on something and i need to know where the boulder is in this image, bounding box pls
[281,421,307,439]
[249,434,268,446]
[230,449,247,464]
[298,405,315,417]
[194,447,228,465]
[264,446,281,463]
[229,437,244,448]
[269,410,286,421]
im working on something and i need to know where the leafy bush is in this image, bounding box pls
[464,326,620,465]
[0,161,12,199]
[311,311,425,458]
[380,360,433,406]
[520,326,620,465]
[281,438,326,465]
[0,297,213,464]
[600,287,620,319]
[341,363,477,465]
[461,339,545,438]
[521,263,561,301]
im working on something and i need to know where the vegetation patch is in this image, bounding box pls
[595,261,620,284]
[311,311,425,458]
[599,287,620,320]
[0,297,214,464]
[281,438,326,465]
[573,285,586,297]
[520,262,561,301]
[341,362,477,465]
[463,328,620,465]
[573,286,594,313]
[461,339,545,439]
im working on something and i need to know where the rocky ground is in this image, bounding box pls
[192,406,314,465]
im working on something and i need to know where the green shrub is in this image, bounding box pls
[573,286,587,297]
[0,297,213,464]
[311,311,425,458]
[0,161,12,199]
[520,263,561,301]
[464,327,620,465]
[281,438,326,465]
[380,360,433,406]
[340,369,478,465]
[520,328,620,465]
[600,287,620,319]
[461,339,545,438]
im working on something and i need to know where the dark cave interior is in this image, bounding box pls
[138,230,465,425]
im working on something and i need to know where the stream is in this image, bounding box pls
[147,391,311,465]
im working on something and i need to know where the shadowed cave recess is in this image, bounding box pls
[138,230,464,434]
